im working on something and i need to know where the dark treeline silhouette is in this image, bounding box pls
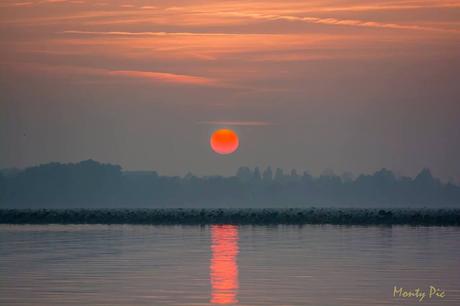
[1,208,459,226]
[1,160,459,208]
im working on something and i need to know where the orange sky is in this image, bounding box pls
[2,0,459,87]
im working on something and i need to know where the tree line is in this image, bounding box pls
[0,160,459,208]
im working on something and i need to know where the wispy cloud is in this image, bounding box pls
[2,0,82,8]
[107,70,216,86]
[60,30,273,37]
[31,31,347,62]
[308,2,460,13]
[7,62,218,86]
[198,121,272,126]
[4,0,459,34]
[212,11,459,33]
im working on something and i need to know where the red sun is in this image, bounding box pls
[210,129,239,155]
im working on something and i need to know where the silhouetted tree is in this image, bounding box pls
[253,167,262,182]
[262,167,273,182]
[289,169,300,182]
[274,168,284,183]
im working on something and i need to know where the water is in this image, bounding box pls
[1,225,459,305]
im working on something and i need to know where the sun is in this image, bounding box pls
[210,129,239,155]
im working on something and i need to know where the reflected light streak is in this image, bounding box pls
[210,225,239,304]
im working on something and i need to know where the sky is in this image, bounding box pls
[1,0,459,181]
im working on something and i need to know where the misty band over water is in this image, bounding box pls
[1,208,459,225]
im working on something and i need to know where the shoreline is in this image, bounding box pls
[1,208,459,226]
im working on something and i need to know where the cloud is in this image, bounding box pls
[8,2,33,6]
[60,30,266,36]
[5,1,458,34]
[198,121,272,126]
[213,11,459,33]
[7,62,218,86]
[309,2,460,13]
[45,31,348,63]
[107,70,216,86]
[2,0,81,8]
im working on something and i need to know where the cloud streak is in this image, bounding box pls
[212,11,459,33]
[7,62,218,86]
[5,1,459,34]
[60,30,278,37]
[198,121,272,126]
[107,70,216,86]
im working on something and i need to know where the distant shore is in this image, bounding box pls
[3,160,460,209]
[1,208,459,226]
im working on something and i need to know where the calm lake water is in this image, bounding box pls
[1,225,459,306]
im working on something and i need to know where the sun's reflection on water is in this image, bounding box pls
[210,225,239,304]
